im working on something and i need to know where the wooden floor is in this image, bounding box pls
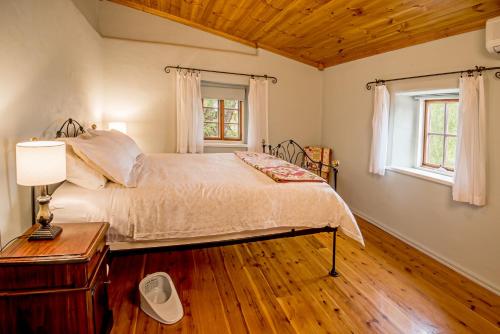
[108,218,500,334]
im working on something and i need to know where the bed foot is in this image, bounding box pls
[329,227,340,277]
[329,270,340,277]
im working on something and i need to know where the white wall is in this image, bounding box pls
[0,0,102,246]
[71,0,100,32]
[99,2,323,153]
[322,30,500,293]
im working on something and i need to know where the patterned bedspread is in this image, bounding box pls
[235,151,325,183]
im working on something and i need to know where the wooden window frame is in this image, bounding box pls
[203,99,243,141]
[422,99,458,172]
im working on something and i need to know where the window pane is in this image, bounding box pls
[427,135,444,165]
[428,103,445,133]
[446,102,459,135]
[224,124,240,139]
[203,108,219,122]
[224,100,238,109]
[203,99,219,108]
[204,122,219,138]
[444,136,457,169]
[224,109,239,123]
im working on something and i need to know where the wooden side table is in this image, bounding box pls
[0,222,113,334]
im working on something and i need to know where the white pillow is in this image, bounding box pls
[57,138,107,190]
[87,129,142,158]
[67,130,143,187]
[67,145,107,189]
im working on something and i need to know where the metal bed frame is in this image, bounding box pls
[43,119,343,277]
[262,139,339,190]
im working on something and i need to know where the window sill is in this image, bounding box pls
[387,166,453,186]
[204,142,247,148]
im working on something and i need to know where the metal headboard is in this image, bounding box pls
[55,118,86,138]
[262,139,339,190]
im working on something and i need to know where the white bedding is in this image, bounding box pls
[51,153,364,245]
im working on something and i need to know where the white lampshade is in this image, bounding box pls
[108,122,127,134]
[16,141,66,186]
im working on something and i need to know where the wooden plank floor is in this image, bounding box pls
[108,218,500,334]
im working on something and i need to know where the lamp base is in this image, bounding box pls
[29,224,62,241]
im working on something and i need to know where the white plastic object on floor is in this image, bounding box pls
[139,272,184,324]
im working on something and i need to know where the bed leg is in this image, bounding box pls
[329,227,340,277]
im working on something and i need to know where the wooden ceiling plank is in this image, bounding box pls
[179,0,190,20]
[298,10,469,58]
[218,0,255,32]
[246,0,318,41]
[309,2,500,61]
[265,0,481,50]
[170,0,183,16]
[322,16,497,67]
[215,0,269,32]
[261,0,436,49]
[198,0,219,25]
[205,0,229,28]
[257,0,381,44]
[294,1,434,48]
[278,0,496,57]
[252,0,341,44]
[229,1,290,38]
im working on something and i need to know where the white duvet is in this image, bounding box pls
[51,153,364,245]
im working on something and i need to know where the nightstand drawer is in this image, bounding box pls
[0,223,112,334]
[0,261,93,290]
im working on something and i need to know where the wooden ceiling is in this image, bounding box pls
[109,0,500,69]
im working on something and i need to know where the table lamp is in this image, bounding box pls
[16,140,66,240]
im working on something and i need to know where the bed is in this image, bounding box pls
[46,119,364,277]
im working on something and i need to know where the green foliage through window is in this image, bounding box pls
[423,100,459,171]
[203,99,242,140]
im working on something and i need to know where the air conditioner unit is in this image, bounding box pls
[486,16,500,55]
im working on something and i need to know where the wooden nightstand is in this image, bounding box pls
[0,222,113,334]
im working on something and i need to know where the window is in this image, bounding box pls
[422,99,459,171]
[203,98,243,141]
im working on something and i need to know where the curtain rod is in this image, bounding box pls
[365,66,500,90]
[164,65,278,84]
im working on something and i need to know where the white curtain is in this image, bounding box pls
[453,76,486,206]
[176,71,204,153]
[369,85,390,176]
[247,78,269,152]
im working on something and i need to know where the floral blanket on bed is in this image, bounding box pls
[235,151,325,183]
